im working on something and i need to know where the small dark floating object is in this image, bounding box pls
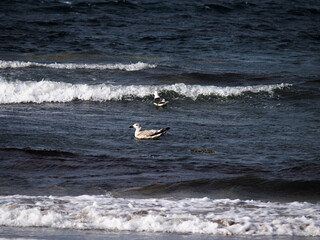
[190,149,215,154]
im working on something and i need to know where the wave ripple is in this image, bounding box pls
[0,78,291,104]
[0,60,156,71]
[0,195,319,236]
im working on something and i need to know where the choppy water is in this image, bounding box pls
[0,0,319,238]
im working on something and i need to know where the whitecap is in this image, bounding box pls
[0,60,157,71]
[0,195,319,236]
[0,77,291,104]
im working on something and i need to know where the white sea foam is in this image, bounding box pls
[0,78,291,104]
[0,195,319,236]
[0,60,156,71]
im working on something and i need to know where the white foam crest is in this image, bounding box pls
[0,60,156,71]
[0,195,319,236]
[0,78,291,104]
[163,83,290,100]
[0,79,153,104]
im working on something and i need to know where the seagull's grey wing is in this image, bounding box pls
[135,128,170,139]
[136,129,158,138]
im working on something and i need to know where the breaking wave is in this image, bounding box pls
[0,195,319,236]
[0,60,156,71]
[0,78,291,104]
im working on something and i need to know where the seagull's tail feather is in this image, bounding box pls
[162,127,170,132]
[150,127,170,136]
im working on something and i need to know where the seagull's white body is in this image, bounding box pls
[129,123,170,140]
[154,91,168,107]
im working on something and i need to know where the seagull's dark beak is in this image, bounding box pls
[129,125,133,128]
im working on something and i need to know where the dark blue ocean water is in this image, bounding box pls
[0,0,319,238]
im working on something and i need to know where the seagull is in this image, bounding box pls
[154,91,168,107]
[129,123,170,140]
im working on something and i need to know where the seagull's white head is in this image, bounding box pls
[129,123,142,130]
[154,91,160,99]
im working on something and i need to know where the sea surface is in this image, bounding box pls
[0,0,320,239]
